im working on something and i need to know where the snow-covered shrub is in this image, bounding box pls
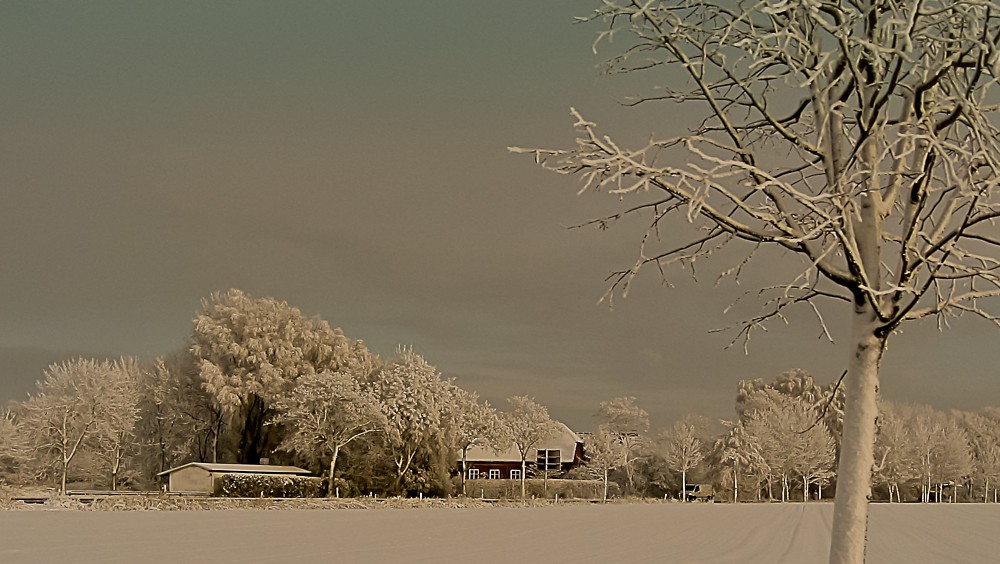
[214,474,325,498]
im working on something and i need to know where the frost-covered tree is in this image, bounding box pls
[909,407,944,502]
[515,2,1000,560]
[272,371,386,495]
[596,396,650,494]
[873,401,921,502]
[934,413,975,501]
[19,358,141,493]
[660,420,704,501]
[905,405,974,502]
[0,409,27,481]
[959,410,1000,502]
[909,407,970,501]
[135,351,225,477]
[741,392,836,502]
[738,370,844,445]
[448,388,503,496]
[720,419,768,503]
[502,395,560,500]
[584,425,627,502]
[91,358,143,491]
[368,347,453,494]
[192,289,377,463]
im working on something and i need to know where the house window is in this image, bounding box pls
[536,449,561,472]
[488,469,500,479]
[468,468,480,479]
[510,469,522,480]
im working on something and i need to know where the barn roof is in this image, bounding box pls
[156,462,310,477]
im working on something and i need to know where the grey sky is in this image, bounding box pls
[2,1,997,430]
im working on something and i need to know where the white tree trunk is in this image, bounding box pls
[734,463,739,504]
[829,308,883,564]
[327,445,340,497]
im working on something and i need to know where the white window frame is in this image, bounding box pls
[467,468,480,480]
[488,469,500,480]
[510,469,522,480]
[536,449,561,471]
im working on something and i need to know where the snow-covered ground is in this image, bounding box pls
[2,502,998,563]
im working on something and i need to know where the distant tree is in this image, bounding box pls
[502,395,560,500]
[0,409,27,481]
[272,371,386,495]
[959,410,1000,502]
[368,347,453,495]
[134,356,187,479]
[719,419,767,503]
[91,358,143,490]
[134,351,225,481]
[192,289,377,463]
[596,396,649,494]
[909,407,944,503]
[737,370,844,447]
[629,441,674,498]
[448,388,502,496]
[899,406,970,502]
[743,393,836,502]
[583,425,626,502]
[933,414,975,501]
[515,2,1000,561]
[661,420,704,501]
[19,358,140,493]
[873,401,921,502]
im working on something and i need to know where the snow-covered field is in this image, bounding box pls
[2,502,998,563]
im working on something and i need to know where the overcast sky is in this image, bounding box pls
[2,1,998,430]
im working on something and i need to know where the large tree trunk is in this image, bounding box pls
[238,394,269,464]
[829,308,884,564]
[61,460,68,496]
[327,445,340,497]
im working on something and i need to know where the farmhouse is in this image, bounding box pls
[157,462,311,494]
[462,422,585,480]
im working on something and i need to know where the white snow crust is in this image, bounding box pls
[1,502,998,563]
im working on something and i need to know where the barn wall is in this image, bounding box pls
[168,466,212,493]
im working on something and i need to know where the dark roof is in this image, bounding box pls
[156,462,310,477]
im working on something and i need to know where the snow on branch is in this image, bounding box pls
[512,0,1000,347]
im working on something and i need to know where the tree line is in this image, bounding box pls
[585,370,1000,505]
[1,289,998,503]
[0,289,549,497]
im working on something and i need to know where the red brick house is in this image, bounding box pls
[462,421,585,480]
